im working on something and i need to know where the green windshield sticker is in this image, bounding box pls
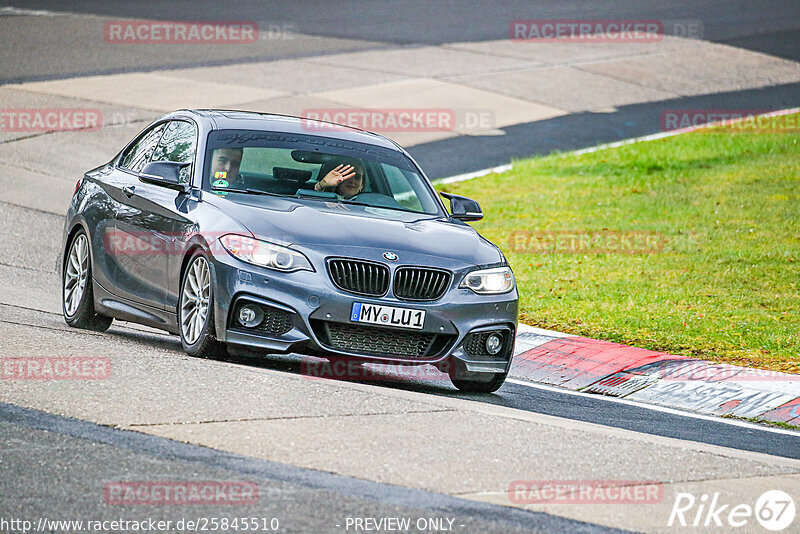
[212,179,229,188]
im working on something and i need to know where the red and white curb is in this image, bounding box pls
[512,324,800,425]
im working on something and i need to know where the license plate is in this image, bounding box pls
[350,302,425,330]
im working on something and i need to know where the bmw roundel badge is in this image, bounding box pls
[382,252,398,262]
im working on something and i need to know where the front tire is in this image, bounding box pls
[179,252,226,358]
[448,358,507,393]
[62,230,112,332]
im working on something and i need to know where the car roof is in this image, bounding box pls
[174,109,403,152]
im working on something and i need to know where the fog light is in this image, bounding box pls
[485,333,503,355]
[238,305,263,328]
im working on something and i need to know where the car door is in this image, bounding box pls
[112,120,197,311]
[149,120,201,313]
[103,122,166,303]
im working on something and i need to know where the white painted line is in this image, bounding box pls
[568,130,691,156]
[516,323,572,338]
[435,107,800,184]
[507,378,800,437]
[0,6,57,16]
[568,107,800,157]
[433,163,512,186]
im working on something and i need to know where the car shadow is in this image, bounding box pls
[105,324,182,352]
[105,325,502,397]
[221,348,462,395]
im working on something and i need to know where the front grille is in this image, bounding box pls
[327,258,390,297]
[463,330,509,359]
[393,267,451,301]
[230,300,293,335]
[314,321,446,358]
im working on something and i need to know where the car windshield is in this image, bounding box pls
[203,129,443,215]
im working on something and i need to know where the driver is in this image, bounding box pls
[313,163,364,199]
[210,148,243,185]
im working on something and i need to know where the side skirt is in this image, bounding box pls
[93,280,179,334]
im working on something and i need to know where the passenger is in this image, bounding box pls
[313,163,365,199]
[210,148,243,184]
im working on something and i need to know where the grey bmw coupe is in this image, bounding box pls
[61,110,518,392]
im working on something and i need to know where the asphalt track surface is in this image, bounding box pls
[1,402,615,534]
[4,0,800,81]
[191,351,800,461]
[1,310,798,533]
[2,2,800,532]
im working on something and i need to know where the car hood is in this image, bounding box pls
[206,194,502,265]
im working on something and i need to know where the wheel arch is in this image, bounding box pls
[176,236,214,313]
[62,219,92,277]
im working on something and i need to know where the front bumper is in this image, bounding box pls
[210,249,518,373]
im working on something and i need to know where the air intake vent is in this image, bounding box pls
[327,258,390,297]
[393,267,451,301]
[229,300,293,336]
[317,321,436,358]
[463,330,508,359]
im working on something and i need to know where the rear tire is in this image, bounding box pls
[62,230,112,332]
[448,358,507,393]
[178,252,227,359]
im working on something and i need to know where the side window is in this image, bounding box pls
[119,123,166,173]
[151,121,197,183]
[382,163,424,211]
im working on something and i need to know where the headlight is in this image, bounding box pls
[219,234,314,272]
[460,266,515,294]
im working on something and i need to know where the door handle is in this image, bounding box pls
[123,185,136,197]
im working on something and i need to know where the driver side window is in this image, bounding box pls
[119,123,166,173]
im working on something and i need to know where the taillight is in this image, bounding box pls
[74,177,83,195]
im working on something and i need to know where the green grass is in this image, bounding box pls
[438,115,800,373]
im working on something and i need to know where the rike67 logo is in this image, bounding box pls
[669,490,796,531]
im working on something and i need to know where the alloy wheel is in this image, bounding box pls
[180,256,211,345]
[64,233,89,316]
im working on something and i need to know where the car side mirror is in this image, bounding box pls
[440,192,483,222]
[139,161,191,193]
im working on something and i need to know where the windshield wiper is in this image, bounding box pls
[210,187,283,197]
[231,188,425,215]
[338,198,420,214]
[291,190,337,201]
